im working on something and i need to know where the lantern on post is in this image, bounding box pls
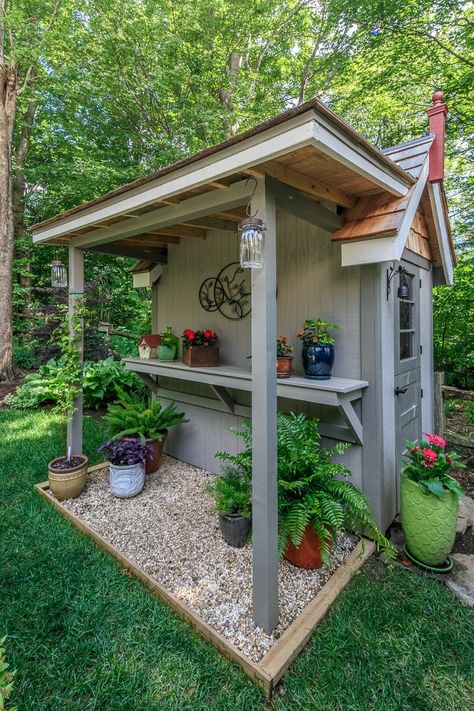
[51,259,68,288]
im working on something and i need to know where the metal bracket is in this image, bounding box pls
[209,385,235,414]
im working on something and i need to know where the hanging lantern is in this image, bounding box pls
[397,270,410,300]
[239,217,265,269]
[51,259,68,288]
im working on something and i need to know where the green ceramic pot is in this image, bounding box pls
[157,344,176,361]
[400,474,459,566]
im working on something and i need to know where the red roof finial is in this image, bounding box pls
[426,90,448,183]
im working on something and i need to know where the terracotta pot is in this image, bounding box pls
[277,356,293,378]
[48,455,88,501]
[284,524,331,569]
[146,433,167,474]
[182,344,219,367]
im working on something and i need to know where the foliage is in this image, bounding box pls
[296,319,339,346]
[105,388,188,441]
[216,413,395,564]
[276,336,293,357]
[12,341,37,370]
[0,637,16,711]
[207,467,251,518]
[444,398,457,415]
[433,253,474,388]
[98,437,151,467]
[182,329,218,347]
[48,304,85,424]
[403,434,465,498]
[5,358,146,410]
[159,330,176,348]
[468,401,474,425]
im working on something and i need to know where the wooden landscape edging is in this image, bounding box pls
[35,469,374,698]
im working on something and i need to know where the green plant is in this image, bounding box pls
[0,637,16,711]
[105,388,189,441]
[296,319,339,346]
[207,467,251,518]
[444,398,457,415]
[468,401,474,424]
[160,330,177,348]
[5,358,146,410]
[217,413,395,564]
[403,434,465,498]
[277,335,293,357]
[13,342,37,369]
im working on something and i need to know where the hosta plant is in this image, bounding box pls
[403,434,465,498]
[217,413,395,565]
[105,387,188,441]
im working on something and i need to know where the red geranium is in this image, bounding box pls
[425,433,446,449]
[182,329,218,347]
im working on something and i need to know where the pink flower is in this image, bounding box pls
[422,448,438,465]
[425,433,446,448]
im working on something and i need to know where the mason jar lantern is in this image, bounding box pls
[51,259,68,288]
[239,217,265,269]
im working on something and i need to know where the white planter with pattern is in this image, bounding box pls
[109,462,145,498]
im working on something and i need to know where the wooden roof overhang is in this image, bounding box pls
[29,98,415,263]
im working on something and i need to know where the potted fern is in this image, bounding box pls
[105,388,189,473]
[207,467,251,547]
[47,304,89,501]
[217,413,395,568]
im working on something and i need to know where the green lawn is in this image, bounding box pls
[1,410,473,710]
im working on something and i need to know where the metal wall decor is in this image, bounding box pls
[199,262,251,320]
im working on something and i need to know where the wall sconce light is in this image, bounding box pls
[238,178,266,269]
[51,259,68,288]
[386,263,410,301]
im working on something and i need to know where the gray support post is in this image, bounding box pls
[434,371,445,435]
[67,247,84,454]
[251,177,279,633]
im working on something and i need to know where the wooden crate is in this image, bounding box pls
[182,344,219,367]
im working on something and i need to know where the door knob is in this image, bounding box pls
[395,386,408,396]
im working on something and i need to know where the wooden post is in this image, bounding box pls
[67,247,84,454]
[434,371,445,436]
[251,177,279,633]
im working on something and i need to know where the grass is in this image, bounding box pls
[1,409,473,710]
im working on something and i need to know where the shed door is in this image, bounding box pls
[394,262,422,508]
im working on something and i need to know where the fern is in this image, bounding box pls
[216,412,396,563]
[105,387,189,440]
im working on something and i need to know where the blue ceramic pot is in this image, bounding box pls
[302,343,334,380]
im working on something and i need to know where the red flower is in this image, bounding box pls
[183,329,195,341]
[204,329,213,339]
[425,433,446,449]
[422,448,437,465]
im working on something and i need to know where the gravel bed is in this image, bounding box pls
[62,455,357,662]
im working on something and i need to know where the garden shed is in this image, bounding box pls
[31,92,455,635]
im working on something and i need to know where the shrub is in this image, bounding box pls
[13,343,37,369]
[468,401,474,424]
[5,358,146,411]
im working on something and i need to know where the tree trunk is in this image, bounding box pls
[13,96,36,296]
[0,60,18,381]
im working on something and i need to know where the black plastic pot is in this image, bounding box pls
[219,514,251,548]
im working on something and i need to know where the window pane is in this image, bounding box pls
[400,332,413,360]
[400,301,412,329]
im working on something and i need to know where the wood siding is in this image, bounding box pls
[154,213,363,486]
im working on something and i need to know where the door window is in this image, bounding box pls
[398,274,415,361]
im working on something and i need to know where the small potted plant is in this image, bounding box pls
[296,319,339,380]
[401,434,465,569]
[158,326,178,361]
[217,413,395,568]
[47,304,89,501]
[105,388,189,473]
[276,335,293,378]
[207,466,251,547]
[182,329,219,367]
[98,437,152,498]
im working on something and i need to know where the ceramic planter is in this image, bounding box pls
[157,344,176,361]
[400,474,459,566]
[302,343,334,380]
[145,433,167,474]
[48,455,88,501]
[277,356,293,379]
[109,461,145,498]
[219,514,251,547]
[182,344,219,367]
[284,524,331,569]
